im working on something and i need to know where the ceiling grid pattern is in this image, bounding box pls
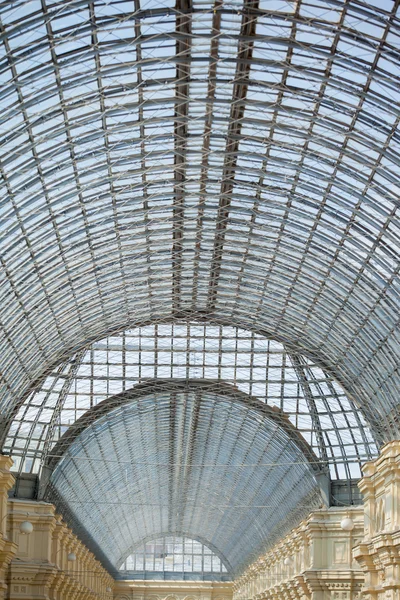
[46,387,322,573]
[0,0,399,436]
[5,324,376,480]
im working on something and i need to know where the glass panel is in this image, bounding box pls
[5,323,377,480]
[119,536,228,575]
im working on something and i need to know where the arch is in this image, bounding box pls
[118,533,232,575]
[44,384,323,573]
[6,322,376,482]
[43,379,322,477]
[0,315,375,441]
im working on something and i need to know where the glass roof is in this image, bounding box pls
[46,385,322,574]
[5,323,376,480]
[5,322,376,574]
[0,0,399,443]
[0,0,399,580]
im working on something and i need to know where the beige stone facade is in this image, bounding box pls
[0,457,17,600]
[233,507,364,600]
[353,442,400,600]
[6,498,114,600]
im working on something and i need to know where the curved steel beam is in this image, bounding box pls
[42,379,324,479]
[0,314,377,448]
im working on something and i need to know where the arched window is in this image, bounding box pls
[119,536,229,579]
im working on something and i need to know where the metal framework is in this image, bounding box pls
[0,0,399,435]
[5,324,376,481]
[0,0,399,579]
[45,385,322,574]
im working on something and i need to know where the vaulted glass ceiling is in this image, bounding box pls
[0,0,400,443]
[45,385,322,574]
[0,0,399,581]
[119,535,229,578]
[5,322,376,574]
[5,323,376,480]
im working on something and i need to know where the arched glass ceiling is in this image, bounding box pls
[0,2,399,459]
[119,535,229,578]
[45,386,322,575]
[4,323,377,480]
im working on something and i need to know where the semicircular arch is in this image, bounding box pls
[45,384,323,573]
[5,322,376,482]
[43,379,323,478]
[117,532,233,575]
